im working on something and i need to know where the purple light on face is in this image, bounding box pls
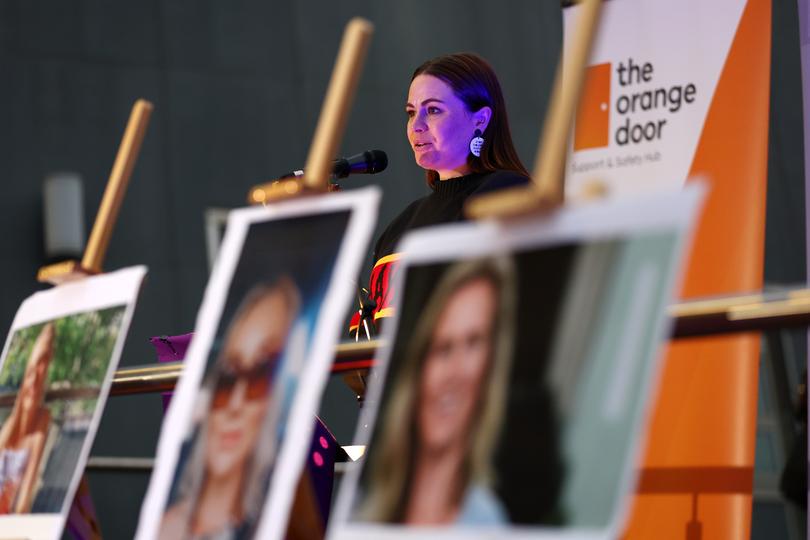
[319,436,329,449]
[312,451,324,467]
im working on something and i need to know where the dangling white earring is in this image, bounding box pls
[469,129,484,157]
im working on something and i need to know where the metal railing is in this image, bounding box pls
[105,287,810,397]
[82,287,810,472]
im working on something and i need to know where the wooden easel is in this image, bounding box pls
[248,18,373,203]
[465,0,602,219]
[34,99,153,539]
[37,100,153,284]
[246,17,374,539]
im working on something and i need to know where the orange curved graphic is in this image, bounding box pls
[623,0,771,538]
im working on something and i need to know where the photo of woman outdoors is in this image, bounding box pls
[159,277,302,539]
[0,323,55,514]
[359,258,516,524]
[0,306,127,515]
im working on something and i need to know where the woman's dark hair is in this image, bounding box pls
[411,52,530,187]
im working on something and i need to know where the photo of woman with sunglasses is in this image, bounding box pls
[158,276,302,540]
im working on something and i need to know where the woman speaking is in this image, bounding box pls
[360,52,529,332]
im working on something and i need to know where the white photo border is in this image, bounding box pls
[329,185,705,540]
[136,188,380,540]
[0,266,147,540]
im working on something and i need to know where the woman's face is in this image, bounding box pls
[205,291,292,478]
[406,75,482,180]
[418,278,496,454]
[20,325,53,417]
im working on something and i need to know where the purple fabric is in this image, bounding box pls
[65,475,102,539]
[149,332,193,362]
[149,333,194,411]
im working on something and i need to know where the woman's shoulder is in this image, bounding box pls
[473,170,531,195]
[392,196,425,222]
[456,484,508,524]
[373,196,427,260]
[158,498,193,540]
[20,413,50,452]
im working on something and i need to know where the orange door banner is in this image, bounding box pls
[564,0,771,538]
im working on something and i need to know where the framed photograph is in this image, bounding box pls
[330,187,703,540]
[136,188,379,540]
[0,266,146,540]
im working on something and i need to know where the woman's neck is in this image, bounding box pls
[193,470,244,535]
[436,164,473,181]
[403,445,465,524]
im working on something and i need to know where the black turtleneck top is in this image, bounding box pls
[373,169,530,261]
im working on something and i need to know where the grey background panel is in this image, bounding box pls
[0,0,803,537]
[0,2,559,536]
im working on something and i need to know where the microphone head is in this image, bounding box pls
[339,150,388,177]
[364,150,388,174]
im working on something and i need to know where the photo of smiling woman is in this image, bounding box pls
[0,323,55,514]
[159,277,301,539]
[359,258,516,525]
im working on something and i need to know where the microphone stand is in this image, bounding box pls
[354,287,376,342]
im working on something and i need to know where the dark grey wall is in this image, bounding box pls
[752,1,807,537]
[0,1,561,537]
[764,0,807,387]
[766,0,806,285]
[0,1,805,538]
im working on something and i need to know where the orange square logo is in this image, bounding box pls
[574,63,611,151]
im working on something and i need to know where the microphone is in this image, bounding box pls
[279,150,388,180]
[248,150,388,204]
[332,149,388,178]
